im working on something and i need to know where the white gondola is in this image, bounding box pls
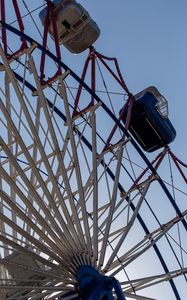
[39,0,100,53]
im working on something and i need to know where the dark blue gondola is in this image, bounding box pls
[122,87,176,152]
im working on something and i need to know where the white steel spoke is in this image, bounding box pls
[103,181,150,273]
[27,55,85,251]
[0,139,68,244]
[99,143,124,268]
[110,210,187,276]
[91,111,99,263]
[0,115,74,255]
[0,234,66,273]
[123,268,187,294]
[0,49,78,249]
[0,258,65,281]
[60,81,93,258]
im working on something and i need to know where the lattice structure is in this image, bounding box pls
[0,1,186,300]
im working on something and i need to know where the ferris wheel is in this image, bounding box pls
[0,1,187,299]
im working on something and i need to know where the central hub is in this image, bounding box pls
[77,266,125,300]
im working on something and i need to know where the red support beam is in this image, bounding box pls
[169,150,187,184]
[0,0,27,59]
[130,147,169,191]
[40,1,62,85]
[0,0,7,55]
[102,94,134,152]
[91,50,96,105]
[72,47,131,124]
[95,50,130,94]
[72,51,92,117]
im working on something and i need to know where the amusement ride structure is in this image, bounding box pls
[0,0,186,299]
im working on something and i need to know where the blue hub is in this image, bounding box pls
[77,266,126,300]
